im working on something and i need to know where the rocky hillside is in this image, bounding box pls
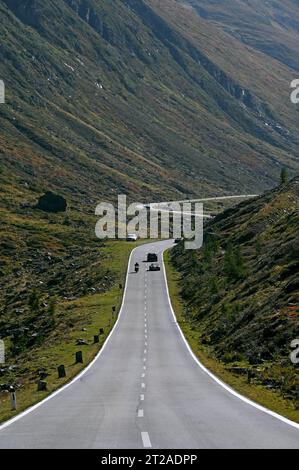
[0,0,298,210]
[171,177,299,404]
[181,0,299,72]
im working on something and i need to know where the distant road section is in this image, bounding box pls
[147,194,259,218]
[150,194,259,206]
[0,241,298,449]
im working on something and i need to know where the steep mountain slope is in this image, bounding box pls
[170,177,299,405]
[181,0,299,72]
[0,0,298,210]
[150,0,299,162]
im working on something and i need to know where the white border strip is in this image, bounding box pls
[162,247,299,431]
[0,246,138,433]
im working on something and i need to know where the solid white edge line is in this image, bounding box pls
[0,245,140,433]
[161,247,299,431]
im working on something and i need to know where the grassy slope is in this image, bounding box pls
[164,252,299,424]
[166,177,299,421]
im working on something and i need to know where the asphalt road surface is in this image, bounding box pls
[0,240,298,449]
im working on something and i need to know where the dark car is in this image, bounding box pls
[147,253,158,262]
[148,264,161,272]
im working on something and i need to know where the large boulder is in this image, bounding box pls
[36,192,67,213]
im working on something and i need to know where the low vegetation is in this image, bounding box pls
[167,177,299,421]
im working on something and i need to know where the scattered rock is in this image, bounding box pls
[227,367,248,376]
[36,191,67,213]
[0,383,11,392]
[36,368,49,380]
[76,339,88,346]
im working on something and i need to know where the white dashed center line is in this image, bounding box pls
[136,275,149,439]
[141,432,152,448]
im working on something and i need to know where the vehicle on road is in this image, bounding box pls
[147,253,158,262]
[148,263,161,272]
[135,263,140,273]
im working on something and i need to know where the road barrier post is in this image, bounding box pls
[37,381,47,392]
[76,351,83,364]
[58,365,66,378]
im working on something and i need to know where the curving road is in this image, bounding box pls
[0,240,298,449]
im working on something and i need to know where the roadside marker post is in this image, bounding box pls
[37,381,47,392]
[58,365,66,379]
[0,340,4,364]
[10,388,17,411]
[75,351,83,364]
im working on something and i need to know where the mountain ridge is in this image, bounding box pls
[0,0,298,209]
[181,0,299,72]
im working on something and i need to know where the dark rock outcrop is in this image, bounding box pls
[36,192,67,213]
